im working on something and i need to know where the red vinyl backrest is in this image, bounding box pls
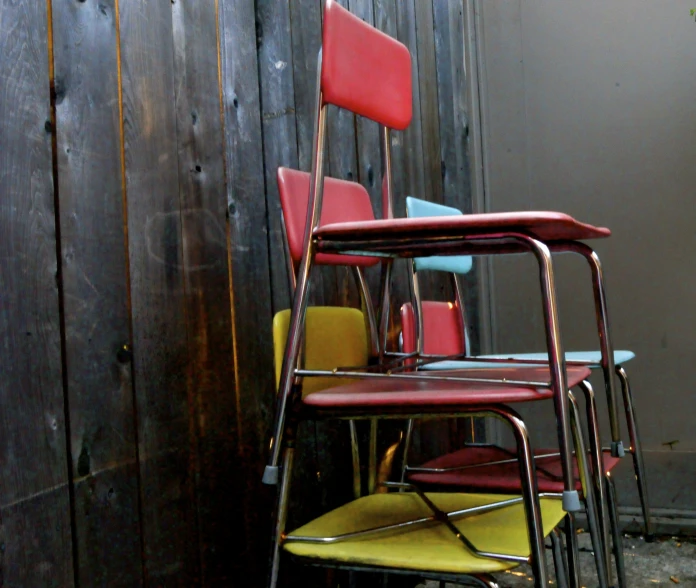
[277,167,379,267]
[400,301,467,356]
[321,0,412,131]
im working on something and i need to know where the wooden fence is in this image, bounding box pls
[0,0,473,584]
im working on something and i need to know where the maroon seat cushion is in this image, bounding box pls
[303,366,591,409]
[408,445,622,495]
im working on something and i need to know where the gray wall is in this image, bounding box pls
[477,0,696,518]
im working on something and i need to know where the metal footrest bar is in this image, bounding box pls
[294,368,552,388]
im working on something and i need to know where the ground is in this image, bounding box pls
[418,534,696,587]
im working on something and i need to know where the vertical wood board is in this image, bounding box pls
[171,0,237,583]
[218,0,277,582]
[51,0,143,583]
[118,0,200,582]
[0,0,75,584]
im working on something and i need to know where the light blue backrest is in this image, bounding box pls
[406,197,473,275]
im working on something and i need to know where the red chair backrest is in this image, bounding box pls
[401,301,467,356]
[322,0,412,130]
[277,167,379,267]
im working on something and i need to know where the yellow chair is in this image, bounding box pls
[272,306,569,587]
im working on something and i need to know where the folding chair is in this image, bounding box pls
[263,2,619,586]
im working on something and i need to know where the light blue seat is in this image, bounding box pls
[406,197,473,275]
[421,350,635,371]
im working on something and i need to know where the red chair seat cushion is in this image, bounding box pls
[302,366,591,409]
[408,445,622,495]
[314,212,610,254]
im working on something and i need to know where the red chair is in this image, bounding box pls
[401,302,627,587]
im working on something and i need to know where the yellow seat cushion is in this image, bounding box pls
[284,492,566,574]
[273,307,369,397]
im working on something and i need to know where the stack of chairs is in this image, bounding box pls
[262,2,649,587]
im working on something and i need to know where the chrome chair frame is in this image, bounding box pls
[262,7,615,585]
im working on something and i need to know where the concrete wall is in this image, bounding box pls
[476,0,696,519]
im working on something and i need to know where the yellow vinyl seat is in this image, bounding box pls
[285,492,566,574]
[273,306,368,397]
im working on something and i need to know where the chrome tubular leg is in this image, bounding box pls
[488,406,548,588]
[353,267,380,358]
[569,391,609,588]
[400,419,415,484]
[578,380,612,585]
[606,474,627,588]
[526,237,579,512]
[369,418,378,494]
[617,366,652,538]
[377,260,393,361]
[349,421,362,499]
[565,243,623,456]
[268,447,295,588]
[410,265,425,356]
[551,529,569,588]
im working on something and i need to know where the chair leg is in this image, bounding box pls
[488,406,549,588]
[399,419,415,484]
[616,366,653,538]
[349,421,362,498]
[578,380,613,585]
[268,446,295,588]
[569,392,609,588]
[551,528,569,588]
[606,474,627,588]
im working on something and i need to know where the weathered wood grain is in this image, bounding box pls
[414,0,443,206]
[0,0,75,584]
[51,0,143,583]
[349,0,382,215]
[118,0,200,583]
[172,0,239,583]
[256,0,300,315]
[218,0,278,583]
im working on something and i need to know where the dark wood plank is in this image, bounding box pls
[373,0,403,211]
[431,0,480,352]
[288,0,322,174]
[218,3,278,581]
[432,0,470,214]
[325,0,359,189]
[256,0,300,315]
[118,1,200,583]
[0,0,75,584]
[50,0,143,584]
[171,1,239,584]
[414,0,442,205]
